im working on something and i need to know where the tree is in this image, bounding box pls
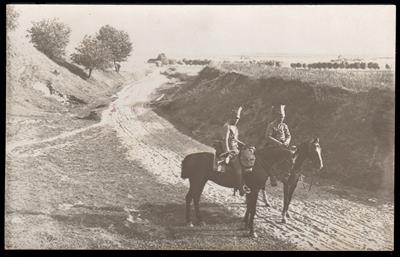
[157,53,169,65]
[97,25,133,72]
[385,64,391,70]
[71,35,113,78]
[6,6,19,54]
[6,5,19,31]
[27,18,71,60]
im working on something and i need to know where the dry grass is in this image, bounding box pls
[218,63,394,92]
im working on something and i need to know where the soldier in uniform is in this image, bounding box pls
[219,107,250,196]
[263,104,292,186]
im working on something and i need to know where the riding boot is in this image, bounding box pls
[270,175,278,187]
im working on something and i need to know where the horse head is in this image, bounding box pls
[301,137,323,171]
[239,145,256,172]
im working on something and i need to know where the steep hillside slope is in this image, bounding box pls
[6,31,138,144]
[155,67,394,192]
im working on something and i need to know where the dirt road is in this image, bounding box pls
[5,67,393,250]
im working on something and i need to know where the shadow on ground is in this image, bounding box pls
[54,59,88,80]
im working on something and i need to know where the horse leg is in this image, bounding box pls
[193,179,207,226]
[285,174,300,219]
[248,189,259,238]
[261,189,270,207]
[282,174,299,222]
[281,180,290,223]
[242,194,250,229]
[185,187,193,227]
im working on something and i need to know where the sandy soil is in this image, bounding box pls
[5,66,393,250]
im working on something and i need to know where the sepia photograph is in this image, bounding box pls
[5,4,395,250]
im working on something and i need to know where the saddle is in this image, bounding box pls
[212,140,256,173]
[212,140,234,172]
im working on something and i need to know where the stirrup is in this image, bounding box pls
[243,185,251,194]
[215,161,225,172]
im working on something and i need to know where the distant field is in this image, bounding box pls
[218,63,394,92]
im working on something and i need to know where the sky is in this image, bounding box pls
[13,5,396,66]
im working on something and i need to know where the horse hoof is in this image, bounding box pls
[198,221,206,226]
[187,222,194,227]
[281,218,286,224]
[285,212,291,218]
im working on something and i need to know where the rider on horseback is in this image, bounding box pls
[216,106,251,196]
[263,104,292,187]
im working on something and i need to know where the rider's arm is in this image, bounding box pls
[265,122,284,146]
[283,124,291,146]
[223,124,231,153]
[236,139,245,147]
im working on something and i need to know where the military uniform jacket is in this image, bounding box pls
[265,120,291,145]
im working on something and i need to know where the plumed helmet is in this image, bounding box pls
[231,106,243,119]
[272,105,286,117]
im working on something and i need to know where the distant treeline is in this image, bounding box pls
[147,53,211,66]
[223,60,282,67]
[290,62,390,70]
[249,60,281,67]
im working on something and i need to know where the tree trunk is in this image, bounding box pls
[113,60,117,72]
[88,68,93,78]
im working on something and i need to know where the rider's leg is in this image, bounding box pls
[270,174,278,187]
[264,146,278,187]
[231,157,245,196]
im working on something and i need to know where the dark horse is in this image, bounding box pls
[181,138,323,237]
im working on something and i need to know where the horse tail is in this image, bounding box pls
[181,155,191,179]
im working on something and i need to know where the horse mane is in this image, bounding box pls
[294,139,314,155]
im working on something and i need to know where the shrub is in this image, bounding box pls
[71,35,113,78]
[6,5,19,31]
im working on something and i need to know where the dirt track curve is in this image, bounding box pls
[6,68,393,250]
[103,69,393,250]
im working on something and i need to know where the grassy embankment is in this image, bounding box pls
[155,64,394,193]
[6,31,140,144]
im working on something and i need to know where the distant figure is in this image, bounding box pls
[216,106,250,196]
[263,105,292,186]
